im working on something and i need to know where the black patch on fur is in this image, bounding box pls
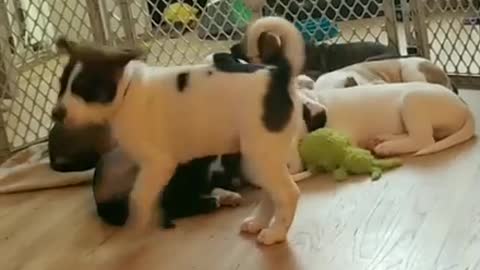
[207,70,213,76]
[262,57,293,132]
[212,53,265,73]
[176,72,189,92]
[302,104,327,132]
[344,76,358,87]
[70,64,118,103]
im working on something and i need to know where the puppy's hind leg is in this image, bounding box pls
[374,96,435,157]
[242,149,300,245]
[129,159,176,230]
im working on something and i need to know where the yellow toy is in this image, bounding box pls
[164,3,199,28]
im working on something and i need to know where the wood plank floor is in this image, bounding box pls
[0,89,479,270]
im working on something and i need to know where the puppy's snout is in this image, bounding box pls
[51,106,67,122]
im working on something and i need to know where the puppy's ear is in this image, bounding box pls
[110,47,145,66]
[258,32,281,63]
[55,36,76,54]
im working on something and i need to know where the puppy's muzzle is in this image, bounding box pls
[51,105,67,122]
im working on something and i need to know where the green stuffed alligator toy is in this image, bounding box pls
[293,128,402,182]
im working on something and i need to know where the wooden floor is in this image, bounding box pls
[1,89,480,270]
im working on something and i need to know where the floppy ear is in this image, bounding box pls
[258,32,282,63]
[55,36,76,54]
[109,47,145,66]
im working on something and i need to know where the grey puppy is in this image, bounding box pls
[230,32,398,80]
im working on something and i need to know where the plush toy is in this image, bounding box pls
[164,3,199,27]
[296,128,402,181]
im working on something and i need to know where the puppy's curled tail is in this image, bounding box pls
[414,110,475,156]
[245,16,306,77]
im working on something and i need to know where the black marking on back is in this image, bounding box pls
[212,53,265,73]
[262,57,293,132]
[176,72,189,92]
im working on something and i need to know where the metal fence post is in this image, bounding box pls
[117,0,136,46]
[86,0,108,45]
[0,0,13,158]
[410,0,431,59]
[383,0,400,54]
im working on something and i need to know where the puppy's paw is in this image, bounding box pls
[364,137,386,151]
[374,142,396,157]
[240,217,268,234]
[257,227,287,245]
[219,192,243,207]
[212,188,243,207]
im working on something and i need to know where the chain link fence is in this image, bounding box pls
[421,0,479,78]
[0,0,477,157]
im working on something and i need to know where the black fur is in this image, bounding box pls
[48,122,109,172]
[176,72,189,92]
[263,57,293,132]
[212,53,265,73]
[70,64,118,103]
[58,58,75,97]
[302,104,327,132]
[93,150,241,228]
[231,41,397,80]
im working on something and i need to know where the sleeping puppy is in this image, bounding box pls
[93,148,243,229]
[52,16,306,245]
[230,33,397,80]
[313,56,459,94]
[305,82,474,158]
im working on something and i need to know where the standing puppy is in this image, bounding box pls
[52,16,306,245]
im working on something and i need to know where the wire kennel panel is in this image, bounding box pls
[411,0,480,87]
[0,0,99,155]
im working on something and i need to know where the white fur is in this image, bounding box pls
[308,82,474,157]
[58,16,305,245]
[313,57,453,91]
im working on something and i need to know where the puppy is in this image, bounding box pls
[48,122,113,172]
[308,82,474,158]
[313,57,459,94]
[93,148,243,229]
[230,34,397,80]
[52,16,306,245]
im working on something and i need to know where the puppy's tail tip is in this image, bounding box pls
[245,16,305,77]
[414,111,475,156]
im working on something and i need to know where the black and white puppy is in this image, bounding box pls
[230,34,398,80]
[52,16,306,245]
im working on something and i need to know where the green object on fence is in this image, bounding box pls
[231,0,253,26]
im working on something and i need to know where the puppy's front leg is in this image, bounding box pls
[129,160,176,230]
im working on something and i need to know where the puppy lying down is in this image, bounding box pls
[298,81,474,159]
[313,57,459,94]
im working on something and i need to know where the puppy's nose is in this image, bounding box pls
[51,106,66,122]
